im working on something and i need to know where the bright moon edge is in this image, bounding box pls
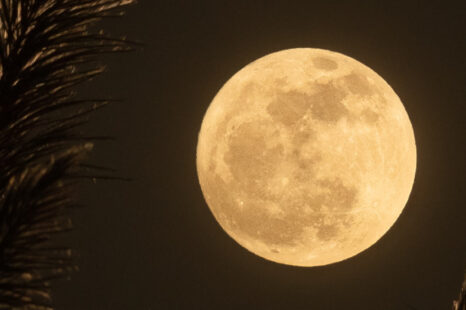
[196,48,417,267]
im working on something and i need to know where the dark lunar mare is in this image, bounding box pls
[0,1,135,308]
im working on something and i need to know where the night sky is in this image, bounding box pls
[54,1,465,309]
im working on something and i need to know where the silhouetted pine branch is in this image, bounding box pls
[0,0,135,308]
[453,273,466,310]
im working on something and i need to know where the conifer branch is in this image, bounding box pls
[0,0,135,308]
[453,273,466,310]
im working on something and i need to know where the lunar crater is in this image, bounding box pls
[341,72,375,97]
[313,57,338,71]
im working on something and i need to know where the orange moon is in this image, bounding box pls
[196,48,416,267]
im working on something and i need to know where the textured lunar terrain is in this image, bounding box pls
[196,48,416,266]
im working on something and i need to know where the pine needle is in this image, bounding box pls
[0,0,135,308]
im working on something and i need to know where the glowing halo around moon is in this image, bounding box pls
[196,48,416,267]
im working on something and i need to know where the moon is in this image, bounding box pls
[196,48,416,267]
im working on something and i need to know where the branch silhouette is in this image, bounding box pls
[0,0,135,308]
[453,273,466,310]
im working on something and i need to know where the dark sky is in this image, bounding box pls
[54,1,466,309]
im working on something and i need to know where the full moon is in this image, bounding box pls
[196,48,416,267]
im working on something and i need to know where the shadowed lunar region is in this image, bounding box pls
[196,48,416,267]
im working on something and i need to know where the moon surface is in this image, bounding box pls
[196,48,416,267]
